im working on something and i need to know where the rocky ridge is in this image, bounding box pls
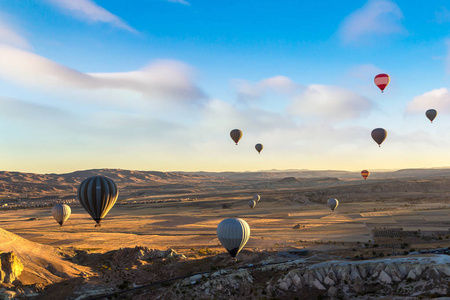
[154,254,449,299]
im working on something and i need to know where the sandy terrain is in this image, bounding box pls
[1,191,448,255]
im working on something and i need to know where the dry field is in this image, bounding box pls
[1,182,449,257]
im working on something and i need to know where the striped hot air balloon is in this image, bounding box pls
[52,204,71,226]
[327,198,339,212]
[374,74,390,93]
[255,143,263,154]
[361,170,370,180]
[230,129,243,145]
[426,109,437,123]
[77,176,119,227]
[371,128,387,147]
[217,218,250,258]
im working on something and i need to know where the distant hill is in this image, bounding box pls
[185,168,450,180]
[0,169,207,199]
[2,167,450,200]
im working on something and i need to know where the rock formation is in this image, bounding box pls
[153,255,449,299]
[0,251,23,284]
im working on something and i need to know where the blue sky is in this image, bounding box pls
[0,0,449,173]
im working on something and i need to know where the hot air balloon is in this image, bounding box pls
[361,170,370,180]
[327,198,339,211]
[217,218,250,258]
[255,143,263,154]
[371,128,387,147]
[230,129,243,145]
[52,204,71,226]
[77,176,119,227]
[253,194,260,203]
[248,200,256,209]
[374,74,390,93]
[426,109,437,123]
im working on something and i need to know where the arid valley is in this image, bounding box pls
[0,168,448,299]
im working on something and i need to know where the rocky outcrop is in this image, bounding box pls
[161,255,449,299]
[272,255,449,298]
[111,246,186,265]
[0,251,23,283]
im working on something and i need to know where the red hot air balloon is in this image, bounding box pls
[361,170,370,180]
[374,74,390,93]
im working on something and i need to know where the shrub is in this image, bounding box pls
[117,280,129,290]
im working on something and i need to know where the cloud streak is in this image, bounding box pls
[338,0,405,44]
[167,0,190,5]
[0,96,71,122]
[236,76,300,102]
[0,45,205,102]
[288,85,372,121]
[406,88,450,113]
[46,0,136,32]
[0,19,30,49]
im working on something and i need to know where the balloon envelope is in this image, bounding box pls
[374,74,390,92]
[248,200,256,209]
[52,204,71,226]
[426,109,437,123]
[217,218,250,258]
[255,143,263,154]
[327,198,339,211]
[371,128,387,146]
[361,170,370,180]
[230,129,243,145]
[253,194,260,203]
[77,176,119,226]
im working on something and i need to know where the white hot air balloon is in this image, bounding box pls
[217,218,250,258]
[327,198,339,212]
[52,204,71,226]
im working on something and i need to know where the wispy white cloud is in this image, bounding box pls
[435,7,450,23]
[338,0,405,44]
[0,96,70,122]
[0,45,205,102]
[406,88,450,113]
[0,19,30,49]
[235,76,371,122]
[167,0,190,5]
[288,84,372,121]
[47,0,136,32]
[235,76,300,102]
